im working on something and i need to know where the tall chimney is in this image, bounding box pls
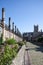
[9,17,11,31]
[12,22,14,33]
[2,8,5,27]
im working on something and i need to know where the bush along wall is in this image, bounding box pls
[0,44,19,65]
[5,38,17,45]
[0,38,25,65]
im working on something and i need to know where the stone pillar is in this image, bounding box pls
[2,8,5,42]
[15,25,16,34]
[9,17,11,31]
[12,22,14,33]
[12,22,14,38]
[2,8,5,27]
[8,17,11,38]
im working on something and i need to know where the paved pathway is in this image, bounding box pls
[11,44,31,65]
[11,45,25,65]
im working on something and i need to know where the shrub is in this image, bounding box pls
[37,37,43,42]
[5,38,17,45]
[23,40,26,45]
[0,39,24,65]
[13,44,19,52]
[17,41,25,46]
[0,44,17,65]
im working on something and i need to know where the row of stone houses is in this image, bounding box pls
[23,25,43,41]
[0,8,22,42]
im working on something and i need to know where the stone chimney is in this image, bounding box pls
[9,17,11,31]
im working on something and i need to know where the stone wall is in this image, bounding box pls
[3,28,22,42]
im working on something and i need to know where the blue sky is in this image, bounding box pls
[0,0,43,33]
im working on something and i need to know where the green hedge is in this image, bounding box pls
[0,44,18,65]
[5,38,17,45]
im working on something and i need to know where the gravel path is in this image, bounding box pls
[26,42,43,65]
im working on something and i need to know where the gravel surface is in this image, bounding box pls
[26,42,43,65]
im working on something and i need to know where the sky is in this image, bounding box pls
[0,0,43,33]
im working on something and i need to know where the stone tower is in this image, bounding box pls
[34,25,38,32]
